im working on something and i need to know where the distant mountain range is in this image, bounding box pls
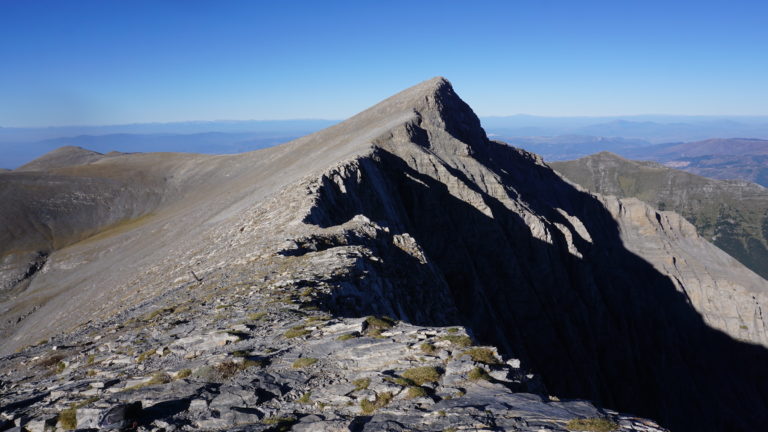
[0,120,338,169]
[484,115,768,143]
[4,115,768,170]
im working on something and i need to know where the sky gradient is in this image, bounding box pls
[1,0,767,126]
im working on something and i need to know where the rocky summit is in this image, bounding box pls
[1,78,767,432]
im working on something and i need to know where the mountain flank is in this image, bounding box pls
[551,151,768,280]
[2,78,768,431]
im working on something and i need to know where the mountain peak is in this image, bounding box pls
[356,76,488,155]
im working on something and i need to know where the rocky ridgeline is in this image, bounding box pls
[0,271,664,431]
[2,77,766,431]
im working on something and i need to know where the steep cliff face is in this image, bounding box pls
[551,152,768,279]
[290,81,768,431]
[1,78,767,432]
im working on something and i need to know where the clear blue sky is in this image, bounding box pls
[1,0,766,126]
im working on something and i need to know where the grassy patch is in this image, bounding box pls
[305,314,332,323]
[58,408,77,430]
[209,359,264,379]
[148,372,172,385]
[352,378,370,391]
[58,397,100,430]
[407,386,429,399]
[262,416,297,431]
[176,369,192,379]
[365,316,395,329]
[284,326,310,339]
[462,347,500,364]
[467,367,491,381]
[364,316,395,337]
[385,376,414,387]
[337,332,359,341]
[38,353,66,369]
[136,348,156,363]
[439,335,472,347]
[247,312,268,321]
[292,357,318,368]
[565,418,619,432]
[447,327,459,333]
[360,391,393,414]
[402,366,442,386]
[420,342,437,355]
[297,392,312,404]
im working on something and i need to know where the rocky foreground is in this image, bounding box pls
[2,77,767,431]
[0,271,665,431]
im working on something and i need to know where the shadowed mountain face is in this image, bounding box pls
[1,78,768,432]
[551,152,768,280]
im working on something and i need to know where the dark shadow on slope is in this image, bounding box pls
[303,145,768,432]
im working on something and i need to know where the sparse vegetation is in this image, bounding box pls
[55,361,67,374]
[467,367,491,381]
[385,376,414,387]
[141,306,174,322]
[364,316,395,337]
[360,391,393,414]
[440,334,472,347]
[247,312,268,321]
[565,418,619,432]
[407,386,429,399]
[38,353,66,369]
[262,416,297,431]
[58,408,77,430]
[447,327,459,333]
[420,342,436,354]
[402,366,442,385]
[463,347,500,364]
[305,314,331,323]
[337,332,359,341]
[147,372,172,385]
[136,348,156,363]
[176,368,192,379]
[352,378,370,391]
[297,392,312,404]
[284,325,310,339]
[292,357,318,368]
[58,397,100,430]
[199,359,264,380]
